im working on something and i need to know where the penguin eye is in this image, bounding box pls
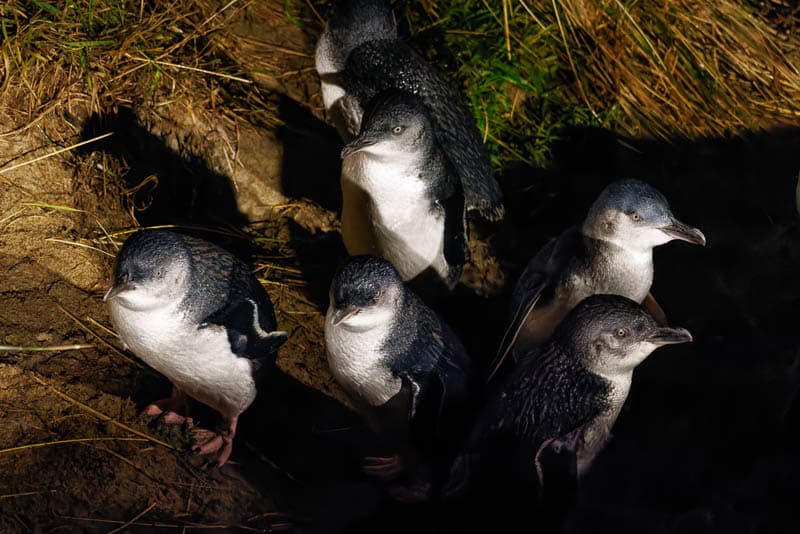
[154,269,164,280]
[614,328,629,339]
[629,212,642,222]
[392,126,403,135]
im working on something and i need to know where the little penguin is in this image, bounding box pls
[489,179,705,380]
[315,0,503,221]
[104,229,289,466]
[324,255,474,500]
[315,0,397,139]
[340,90,469,292]
[451,294,692,498]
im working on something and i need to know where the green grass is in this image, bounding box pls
[404,0,604,169]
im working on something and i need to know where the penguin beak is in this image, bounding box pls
[646,327,693,346]
[660,219,706,246]
[331,305,359,326]
[103,282,135,302]
[341,134,378,159]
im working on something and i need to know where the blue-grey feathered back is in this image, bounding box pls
[325,0,397,66]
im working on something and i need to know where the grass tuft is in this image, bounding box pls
[402,0,800,167]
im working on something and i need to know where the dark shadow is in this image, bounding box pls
[288,218,348,311]
[274,95,349,311]
[79,108,253,257]
[486,125,800,534]
[276,95,344,213]
[304,125,800,533]
[236,370,389,534]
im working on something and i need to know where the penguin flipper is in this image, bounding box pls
[533,428,583,527]
[430,337,473,436]
[488,228,583,381]
[202,297,288,359]
[438,180,470,280]
[199,259,288,359]
[534,430,581,490]
[390,316,473,459]
[641,291,668,326]
[369,375,417,448]
[487,291,544,382]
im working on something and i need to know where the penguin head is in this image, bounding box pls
[341,91,434,162]
[104,230,190,311]
[582,179,706,251]
[324,0,397,68]
[327,255,404,331]
[557,294,692,375]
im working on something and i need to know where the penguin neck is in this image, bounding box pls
[584,234,653,264]
[344,151,430,216]
[582,234,654,300]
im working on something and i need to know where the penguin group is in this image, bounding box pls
[102,0,707,526]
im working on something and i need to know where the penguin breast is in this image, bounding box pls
[341,154,448,282]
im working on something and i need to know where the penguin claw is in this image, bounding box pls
[146,405,193,428]
[190,428,234,467]
[145,388,192,425]
[164,411,194,426]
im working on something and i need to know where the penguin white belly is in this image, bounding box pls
[372,199,446,283]
[109,302,257,418]
[324,312,402,407]
[341,154,447,282]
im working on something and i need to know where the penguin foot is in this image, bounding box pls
[146,404,193,427]
[190,416,238,467]
[362,454,404,480]
[162,411,194,426]
[145,386,192,425]
[386,478,433,503]
[191,429,233,466]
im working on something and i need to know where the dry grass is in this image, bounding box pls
[554,0,800,137]
[409,0,800,166]
[6,0,798,170]
[0,0,269,138]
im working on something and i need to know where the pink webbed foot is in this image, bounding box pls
[145,387,193,426]
[362,454,405,480]
[191,416,238,467]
